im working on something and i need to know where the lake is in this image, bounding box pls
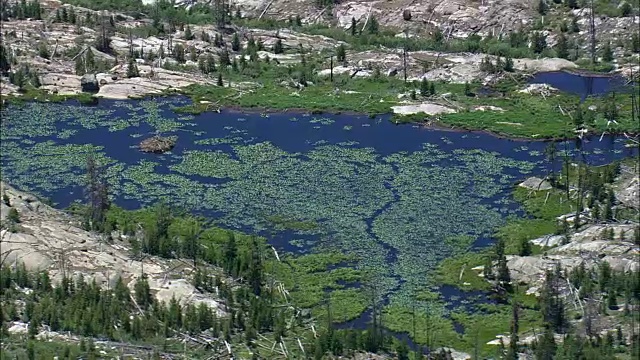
[529,70,630,100]
[0,96,636,306]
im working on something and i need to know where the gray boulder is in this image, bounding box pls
[518,177,552,191]
[80,74,99,92]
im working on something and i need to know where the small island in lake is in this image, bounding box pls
[139,135,177,154]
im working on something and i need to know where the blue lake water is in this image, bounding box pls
[529,71,629,100]
[0,95,637,335]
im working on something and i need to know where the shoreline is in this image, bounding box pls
[2,89,639,143]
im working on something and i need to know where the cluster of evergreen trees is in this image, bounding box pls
[479,55,515,74]
[0,0,42,21]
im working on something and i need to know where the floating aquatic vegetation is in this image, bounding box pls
[310,117,335,125]
[337,141,359,147]
[195,136,243,146]
[1,97,584,304]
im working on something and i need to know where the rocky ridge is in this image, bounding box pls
[0,181,226,314]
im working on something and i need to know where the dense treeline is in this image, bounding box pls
[0,0,42,21]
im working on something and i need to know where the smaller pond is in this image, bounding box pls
[529,71,629,100]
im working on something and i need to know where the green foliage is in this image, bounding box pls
[7,207,20,224]
[435,252,491,290]
[631,32,640,53]
[37,42,50,59]
[231,33,240,52]
[532,31,547,54]
[602,41,614,62]
[504,56,514,72]
[0,44,11,75]
[183,24,193,40]
[555,33,569,59]
[336,44,346,62]
[366,16,379,35]
[273,38,283,54]
[126,57,139,78]
[538,0,548,15]
[620,1,633,16]
[173,43,186,63]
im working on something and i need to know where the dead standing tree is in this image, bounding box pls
[84,154,110,232]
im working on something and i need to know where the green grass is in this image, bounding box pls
[270,252,368,323]
[382,300,543,357]
[180,74,402,116]
[512,186,575,219]
[434,252,491,291]
[449,304,543,355]
[495,186,575,255]
[265,215,319,231]
[181,70,638,140]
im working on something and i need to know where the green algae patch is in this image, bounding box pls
[270,252,367,323]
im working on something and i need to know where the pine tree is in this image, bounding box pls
[273,38,283,54]
[366,16,379,35]
[184,25,193,40]
[231,57,238,72]
[504,56,514,72]
[519,237,532,256]
[506,301,520,360]
[217,72,223,86]
[224,232,237,275]
[351,17,357,36]
[464,81,473,96]
[126,57,139,78]
[396,340,410,360]
[134,275,153,310]
[620,2,632,17]
[85,49,95,72]
[538,0,548,15]
[0,44,11,75]
[336,44,346,62]
[540,267,567,333]
[206,54,216,73]
[556,33,569,59]
[219,48,230,66]
[573,104,584,128]
[570,16,580,33]
[231,33,240,51]
[95,14,114,54]
[181,218,201,266]
[532,31,547,54]
[631,32,640,53]
[173,44,185,63]
[602,41,614,62]
[536,326,557,360]
[495,238,511,287]
[248,237,263,295]
[420,78,429,96]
